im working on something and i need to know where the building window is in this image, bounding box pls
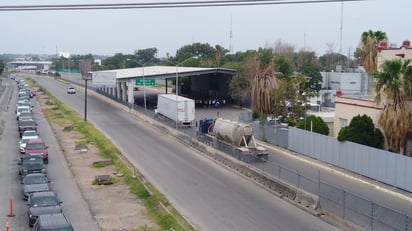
[349,81,356,84]
[340,118,348,128]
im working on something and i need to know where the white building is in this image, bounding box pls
[313,67,369,107]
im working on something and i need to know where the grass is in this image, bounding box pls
[32,79,194,231]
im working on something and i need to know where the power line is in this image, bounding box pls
[0,0,366,11]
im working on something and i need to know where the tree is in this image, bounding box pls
[360,30,388,95]
[250,48,281,116]
[134,48,159,65]
[296,115,329,135]
[0,59,4,75]
[271,75,309,125]
[171,42,217,67]
[318,53,348,71]
[360,30,387,73]
[337,114,384,149]
[372,59,412,154]
[229,55,256,106]
[101,53,126,70]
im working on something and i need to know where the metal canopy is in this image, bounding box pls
[92,66,236,82]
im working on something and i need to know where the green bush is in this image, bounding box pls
[296,115,329,135]
[337,114,384,149]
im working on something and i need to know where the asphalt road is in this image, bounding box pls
[0,77,100,231]
[37,76,339,230]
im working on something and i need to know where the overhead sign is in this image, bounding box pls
[92,72,116,88]
[136,78,155,86]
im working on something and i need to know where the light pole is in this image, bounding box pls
[83,71,92,121]
[175,56,198,129]
[142,64,147,111]
[84,78,88,121]
[303,91,307,130]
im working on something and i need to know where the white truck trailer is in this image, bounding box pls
[156,94,195,127]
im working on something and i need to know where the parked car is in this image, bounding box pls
[18,112,33,123]
[26,191,62,227]
[18,119,37,137]
[18,155,47,178]
[25,138,48,164]
[67,87,76,94]
[19,130,40,153]
[16,105,32,120]
[32,213,73,231]
[21,173,50,200]
[16,99,32,110]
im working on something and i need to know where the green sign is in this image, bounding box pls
[136,78,155,86]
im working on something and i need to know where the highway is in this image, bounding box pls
[37,76,339,230]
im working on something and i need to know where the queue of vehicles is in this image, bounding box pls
[14,78,74,230]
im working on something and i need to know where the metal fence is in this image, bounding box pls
[288,127,412,192]
[248,156,412,231]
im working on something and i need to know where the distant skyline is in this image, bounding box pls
[1,0,410,58]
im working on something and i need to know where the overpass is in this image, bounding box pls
[7,60,52,71]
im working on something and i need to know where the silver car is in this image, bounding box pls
[21,173,50,201]
[19,130,39,153]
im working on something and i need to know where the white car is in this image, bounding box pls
[19,130,39,153]
[67,87,76,94]
[16,106,32,120]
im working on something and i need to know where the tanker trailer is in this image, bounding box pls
[209,118,268,162]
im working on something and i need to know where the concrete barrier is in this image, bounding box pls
[295,188,319,209]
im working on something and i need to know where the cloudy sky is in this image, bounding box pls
[1,0,409,58]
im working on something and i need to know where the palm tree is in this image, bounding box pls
[373,59,412,154]
[360,30,388,94]
[250,48,281,116]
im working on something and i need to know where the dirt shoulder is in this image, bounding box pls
[37,90,156,231]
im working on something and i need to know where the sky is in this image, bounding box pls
[0,0,410,58]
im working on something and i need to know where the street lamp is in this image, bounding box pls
[175,56,198,129]
[142,65,147,111]
[83,72,92,121]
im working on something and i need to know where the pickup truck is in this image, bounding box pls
[18,155,47,178]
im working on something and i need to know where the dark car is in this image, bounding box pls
[18,155,47,178]
[25,138,49,164]
[33,213,73,231]
[27,191,62,227]
[18,119,37,137]
[21,173,50,200]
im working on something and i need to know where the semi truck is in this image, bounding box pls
[199,118,269,162]
[156,94,195,127]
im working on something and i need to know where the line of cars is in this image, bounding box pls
[14,78,74,230]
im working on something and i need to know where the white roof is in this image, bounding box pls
[94,65,235,81]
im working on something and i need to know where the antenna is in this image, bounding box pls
[229,15,233,53]
[339,0,343,54]
[304,32,306,51]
